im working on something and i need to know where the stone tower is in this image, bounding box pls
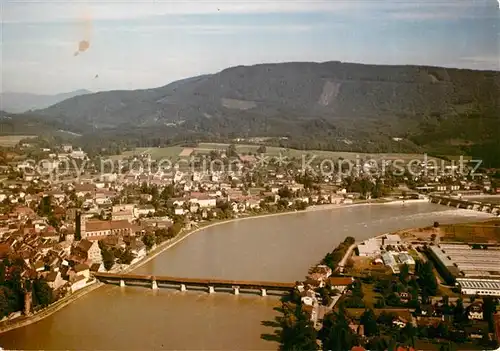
[75,210,86,240]
[24,291,32,316]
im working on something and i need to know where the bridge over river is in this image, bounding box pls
[429,195,500,216]
[94,272,296,296]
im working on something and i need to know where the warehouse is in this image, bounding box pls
[456,278,500,296]
[428,244,500,284]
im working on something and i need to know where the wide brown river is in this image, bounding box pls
[0,202,493,350]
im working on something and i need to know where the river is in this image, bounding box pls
[0,202,493,350]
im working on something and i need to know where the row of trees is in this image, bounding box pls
[321,236,356,271]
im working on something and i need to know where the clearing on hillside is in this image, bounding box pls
[0,135,36,147]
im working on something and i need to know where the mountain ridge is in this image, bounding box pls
[0,89,92,113]
[4,61,500,165]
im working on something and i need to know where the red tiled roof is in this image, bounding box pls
[86,220,133,232]
[328,277,354,286]
[0,243,10,258]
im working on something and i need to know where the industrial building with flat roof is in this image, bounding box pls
[456,278,500,297]
[356,234,402,257]
[428,244,500,294]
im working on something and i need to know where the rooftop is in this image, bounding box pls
[457,278,500,291]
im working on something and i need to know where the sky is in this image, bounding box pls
[1,0,499,94]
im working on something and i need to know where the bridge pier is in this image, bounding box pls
[208,286,215,294]
[261,288,267,297]
[180,284,187,292]
[119,279,125,288]
[447,201,451,206]
[438,200,441,205]
[151,280,158,290]
[233,286,240,295]
[456,204,460,208]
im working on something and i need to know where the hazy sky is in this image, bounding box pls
[1,0,499,94]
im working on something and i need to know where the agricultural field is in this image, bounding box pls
[107,142,441,163]
[440,219,500,243]
[0,135,36,147]
[108,146,184,161]
[196,143,437,161]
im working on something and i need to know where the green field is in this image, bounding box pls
[108,146,184,161]
[107,142,439,162]
[0,135,36,147]
[196,143,435,161]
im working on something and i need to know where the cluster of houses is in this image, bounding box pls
[295,264,354,324]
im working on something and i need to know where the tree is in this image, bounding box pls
[142,234,155,250]
[226,144,238,158]
[453,298,466,324]
[399,263,410,283]
[400,323,416,347]
[0,288,9,318]
[433,221,440,228]
[483,296,497,332]
[360,309,379,337]
[118,249,134,265]
[319,305,358,350]
[98,243,115,271]
[33,279,52,307]
[37,196,53,217]
[279,303,318,351]
[257,145,267,154]
[417,260,438,296]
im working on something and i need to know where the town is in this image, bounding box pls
[0,139,499,344]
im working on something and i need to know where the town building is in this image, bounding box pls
[83,219,137,239]
[72,239,102,264]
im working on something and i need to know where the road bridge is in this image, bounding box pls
[94,272,296,296]
[429,195,500,216]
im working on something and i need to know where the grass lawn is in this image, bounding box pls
[347,257,394,279]
[345,308,412,320]
[0,135,36,147]
[361,283,381,308]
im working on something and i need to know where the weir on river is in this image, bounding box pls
[429,195,500,215]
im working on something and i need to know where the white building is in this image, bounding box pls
[70,150,86,160]
[456,278,500,296]
[357,238,381,257]
[70,275,87,293]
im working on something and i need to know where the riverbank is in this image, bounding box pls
[128,199,426,272]
[0,198,432,334]
[0,281,103,334]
